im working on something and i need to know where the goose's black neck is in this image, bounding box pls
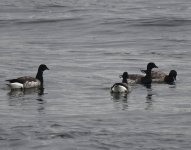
[164,76,174,84]
[36,69,44,85]
[146,69,152,77]
[142,69,152,84]
[122,78,128,84]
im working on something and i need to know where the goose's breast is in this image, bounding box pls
[23,80,41,88]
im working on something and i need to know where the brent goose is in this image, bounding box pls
[6,64,49,89]
[128,62,158,85]
[111,72,129,93]
[152,70,177,84]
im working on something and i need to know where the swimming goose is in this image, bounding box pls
[111,72,129,93]
[6,64,49,89]
[128,62,158,85]
[152,70,177,84]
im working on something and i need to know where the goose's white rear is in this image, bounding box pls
[7,82,23,89]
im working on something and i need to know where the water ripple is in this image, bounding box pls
[130,17,191,27]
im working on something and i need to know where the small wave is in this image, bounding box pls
[52,130,91,139]
[0,17,82,26]
[130,17,191,27]
[16,18,78,24]
[99,16,191,27]
[43,4,68,8]
[35,3,69,9]
[53,133,74,139]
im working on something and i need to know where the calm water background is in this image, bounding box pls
[0,0,191,149]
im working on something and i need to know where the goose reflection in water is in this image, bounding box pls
[7,87,45,97]
[145,85,154,110]
[111,92,129,110]
[7,87,46,110]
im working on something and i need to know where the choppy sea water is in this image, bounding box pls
[0,0,191,149]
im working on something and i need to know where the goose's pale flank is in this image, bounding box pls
[6,64,49,89]
[111,72,129,93]
[152,70,177,84]
[128,62,158,85]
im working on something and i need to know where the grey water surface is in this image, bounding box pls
[0,0,191,149]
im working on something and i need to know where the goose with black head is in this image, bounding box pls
[6,64,49,89]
